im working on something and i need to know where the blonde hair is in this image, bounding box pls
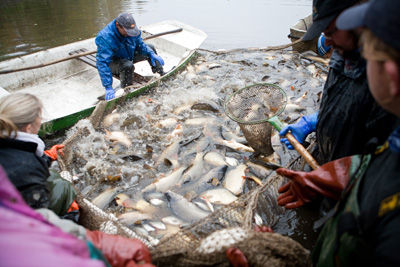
[361,29,400,63]
[0,93,43,138]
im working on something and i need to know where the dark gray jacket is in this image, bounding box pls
[315,49,398,164]
[0,137,50,209]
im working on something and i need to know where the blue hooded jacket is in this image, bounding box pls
[95,19,154,89]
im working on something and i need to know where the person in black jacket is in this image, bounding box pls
[0,93,75,215]
[277,1,400,265]
[279,0,398,165]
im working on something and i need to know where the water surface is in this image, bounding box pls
[0,0,311,60]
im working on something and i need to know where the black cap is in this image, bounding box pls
[337,0,400,51]
[302,0,359,41]
[115,12,140,37]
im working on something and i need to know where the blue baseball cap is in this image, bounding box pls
[337,0,400,51]
[116,12,140,37]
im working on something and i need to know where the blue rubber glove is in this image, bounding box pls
[280,112,318,150]
[149,52,164,67]
[317,34,332,57]
[105,86,115,101]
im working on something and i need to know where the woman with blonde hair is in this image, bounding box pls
[0,93,76,217]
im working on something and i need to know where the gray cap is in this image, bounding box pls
[337,0,400,51]
[115,12,140,37]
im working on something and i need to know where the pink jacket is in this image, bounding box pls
[0,166,105,267]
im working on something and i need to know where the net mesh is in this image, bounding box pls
[224,83,287,155]
[72,139,312,266]
[150,156,311,267]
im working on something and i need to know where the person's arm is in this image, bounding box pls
[95,36,114,90]
[135,33,155,56]
[135,34,164,67]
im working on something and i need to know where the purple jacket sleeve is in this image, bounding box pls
[0,166,105,267]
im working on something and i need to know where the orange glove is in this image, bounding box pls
[44,144,65,160]
[86,230,154,267]
[276,156,352,209]
[226,247,249,267]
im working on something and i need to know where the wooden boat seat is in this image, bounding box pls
[68,48,150,86]
[69,48,97,68]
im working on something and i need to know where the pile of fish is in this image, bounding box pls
[54,49,326,244]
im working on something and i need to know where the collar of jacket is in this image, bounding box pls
[111,19,126,40]
[329,49,366,79]
[0,137,38,154]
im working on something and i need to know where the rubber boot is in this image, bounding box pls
[119,60,134,88]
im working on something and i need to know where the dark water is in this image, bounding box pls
[0,0,311,60]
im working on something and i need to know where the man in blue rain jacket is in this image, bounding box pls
[95,12,165,100]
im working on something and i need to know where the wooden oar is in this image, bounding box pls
[0,28,183,75]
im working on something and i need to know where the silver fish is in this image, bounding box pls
[225,157,239,166]
[120,198,158,214]
[148,221,167,230]
[285,103,306,113]
[142,167,186,193]
[204,151,227,167]
[219,139,254,153]
[155,139,180,169]
[104,130,132,147]
[221,125,247,144]
[149,198,165,206]
[158,117,178,128]
[185,117,215,126]
[102,112,120,127]
[194,197,214,212]
[246,161,272,178]
[161,215,184,226]
[199,188,238,205]
[181,136,211,158]
[181,152,205,184]
[92,187,119,210]
[179,165,228,195]
[254,213,263,226]
[118,211,152,225]
[165,191,210,223]
[142,223,156,232]
[223,164,247,195]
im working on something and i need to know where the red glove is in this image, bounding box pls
[44,144,65,160]
[226,247,249,267]
[276,156,352,209]
[86,230,154,267]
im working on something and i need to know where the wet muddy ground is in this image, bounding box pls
[47,48,327,249]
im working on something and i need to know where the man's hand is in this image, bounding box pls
[280,112,318,150]
[105,86,115,101]
[149,52,164,67]
[86,230,155,267]
[44,144,65,161]
[276,156,352,209]
[226,248,249,267]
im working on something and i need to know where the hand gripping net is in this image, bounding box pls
[224,83,287,156]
